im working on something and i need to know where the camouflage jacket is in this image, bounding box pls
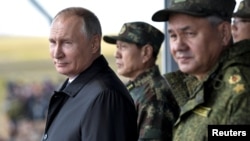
[165,39,250,141]
[126,65,180,141]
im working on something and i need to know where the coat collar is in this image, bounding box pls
[126,65,160,91]
[57,55,109,97]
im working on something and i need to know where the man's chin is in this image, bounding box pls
[56,69,69,75]
[117,70,126,76]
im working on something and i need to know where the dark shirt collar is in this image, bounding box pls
[59,55,109,97]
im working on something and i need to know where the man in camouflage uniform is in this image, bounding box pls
[232,0,250,43]
[152,0,250,140]
[103,22,180,141]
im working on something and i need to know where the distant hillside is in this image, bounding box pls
[0,36,116,62]
[0,36,162,90]
[0,36,118,81]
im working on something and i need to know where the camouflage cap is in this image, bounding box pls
[152,0,236,22]
[233,0,250,18]
[103,21,164,56]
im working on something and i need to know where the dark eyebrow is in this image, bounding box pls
[168,25,191,33]
[168,25,191,34]
[181,26,191,31]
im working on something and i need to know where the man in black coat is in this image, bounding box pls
[41,7,138,141]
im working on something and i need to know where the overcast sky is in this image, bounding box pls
[0,0,242,37]
[0,0,165,36]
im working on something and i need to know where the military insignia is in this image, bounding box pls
[119,25,126,35]
[126,82,134,91]
[233,83,245,94]
[193,106,211,117]
[228,74,241,84]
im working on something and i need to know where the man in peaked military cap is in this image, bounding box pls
[231,0,250,43]
[152,0,250,140]
[103,22,180,141]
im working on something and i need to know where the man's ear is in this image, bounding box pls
[141,44,153,63]
[91,35,101,53]
[219,22,232,46]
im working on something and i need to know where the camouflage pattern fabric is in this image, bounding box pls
[126,65,180,141]
[103,22,164,57]
[152,0,236,22]
[233,0,250,18]
[165,39,250,141]
[164,70,191,107]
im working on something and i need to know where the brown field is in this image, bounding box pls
[0,36,162,80]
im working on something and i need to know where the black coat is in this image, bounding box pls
[42,55,138,141]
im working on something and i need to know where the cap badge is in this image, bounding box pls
[119,25,126,35]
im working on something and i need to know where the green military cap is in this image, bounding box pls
[233,0,250,18]
[152,0,236,22]
[103,21,164,56]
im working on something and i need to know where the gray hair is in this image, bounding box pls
[53,7,102,40]
[206,15,225,27]
[206,15,233,47]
